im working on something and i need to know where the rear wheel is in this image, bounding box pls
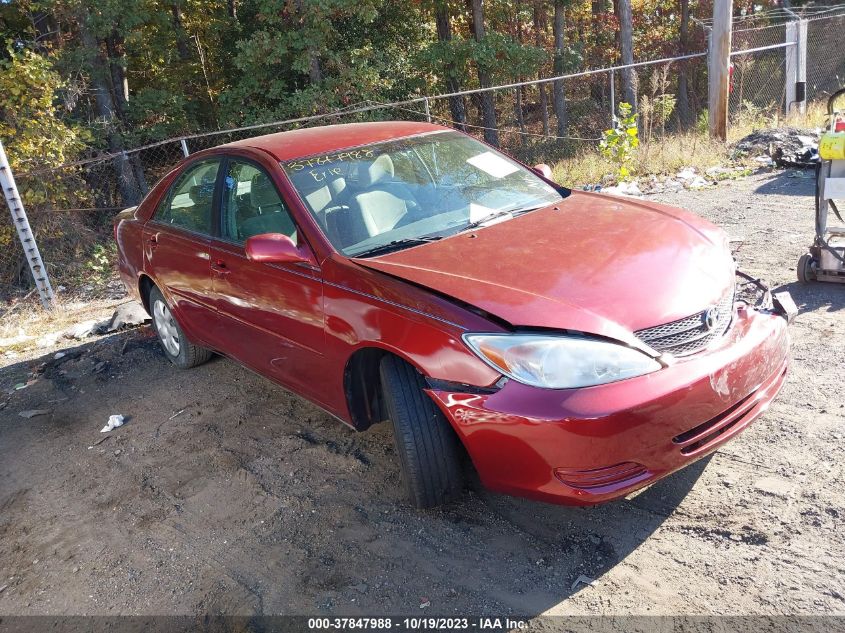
[797,253,815,283]
[379,355,464,508]
[149,286,212,369]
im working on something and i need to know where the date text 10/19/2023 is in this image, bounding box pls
[307,617,529,630]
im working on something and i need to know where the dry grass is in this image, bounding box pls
[552,133,740,188]
[0,294,127,356]
[552,101,831,188]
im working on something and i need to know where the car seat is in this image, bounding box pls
[238,172,297,242]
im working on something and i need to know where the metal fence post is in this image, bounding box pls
[0,139,56,309]
[609,69,616,124]
[785,16,807,114]
[424,98,432,123]
[180,139,190,157]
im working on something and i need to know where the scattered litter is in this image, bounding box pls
[570,574,597,591]
[114,449,122,456]
[0,584,7,594]
[19,409,50,419]
[64,319,110,341]
[106,302,150,332]
[675,167,712,190]
[101,414,125,433]
[169,408,186,420]
[14,383,27,391]
[419,598,431,609]
[603,181,643,197]
[754,155,775,166]
[54,352,66,360]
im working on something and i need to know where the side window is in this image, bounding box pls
[222,159,298,245]
[155,159,220,235]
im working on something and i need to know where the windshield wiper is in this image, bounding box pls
[459,205,545,233]
[353,236,443,258]
[461,210,514,232]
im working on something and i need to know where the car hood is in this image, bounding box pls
[354,191,735,346]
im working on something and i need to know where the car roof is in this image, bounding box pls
[221,121,449,162]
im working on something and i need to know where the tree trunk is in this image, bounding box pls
[79,18,145,206]
[105,31,129,122]
[434,2,467,130]
[533,1,550,136]
[228,0,238,19]
[590,0,606,104]
[470,0,499,146]
[294,0,322,84]
[552,0,568,137]
[171,4,191,61]
[618,0,637,110]
[676,0,692,126]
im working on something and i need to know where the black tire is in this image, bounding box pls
[797,253,815,284]
[148,286,213,369]
[379,355,464,508]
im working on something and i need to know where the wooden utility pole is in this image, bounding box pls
[708,0,733,140]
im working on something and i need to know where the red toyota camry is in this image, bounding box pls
[115,121,792,508]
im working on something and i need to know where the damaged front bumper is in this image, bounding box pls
[736,269,798,323]
[427,287,791,506]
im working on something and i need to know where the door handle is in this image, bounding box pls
[211,259,230,275]
[148,234,159,249]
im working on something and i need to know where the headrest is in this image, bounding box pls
[356,154,394,188]
[250,172,280,208]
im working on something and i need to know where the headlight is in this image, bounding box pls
[463,333,661,389]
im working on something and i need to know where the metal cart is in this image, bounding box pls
[798,88,845,283]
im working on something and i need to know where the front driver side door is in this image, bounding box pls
[209,157,328,403]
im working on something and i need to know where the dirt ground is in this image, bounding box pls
[0,169,843,619]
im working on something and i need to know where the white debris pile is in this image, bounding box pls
[601,180,643,197]
[101,414,126,433]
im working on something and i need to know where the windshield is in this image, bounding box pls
[281,130,566,257]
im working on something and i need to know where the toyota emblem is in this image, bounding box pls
[704,307,718,330]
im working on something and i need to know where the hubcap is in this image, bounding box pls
[153,299,181,357]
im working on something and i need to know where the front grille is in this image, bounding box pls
[635,284,735,357]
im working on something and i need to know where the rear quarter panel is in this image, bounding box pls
[114,207,146,303]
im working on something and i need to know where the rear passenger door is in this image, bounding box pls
[143,157,222,347]
[208,157,327,399]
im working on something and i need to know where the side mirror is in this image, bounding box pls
[245,233,314,265]
[533,163,553,179]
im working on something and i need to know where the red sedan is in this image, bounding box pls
[115,121,791,508]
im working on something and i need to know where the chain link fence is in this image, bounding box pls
[3,9,845,301]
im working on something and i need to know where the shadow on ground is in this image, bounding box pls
[0,328,709,616]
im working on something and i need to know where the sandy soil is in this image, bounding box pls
[0,170,843,618]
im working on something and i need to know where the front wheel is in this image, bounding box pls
[797,253,815,283]
[379,356,464,509]
[149,286,213,369]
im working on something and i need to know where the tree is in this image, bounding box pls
[469,0,499,146]
[434,0,468,130]
[552,0,567,136]
[676,0,693,126]
[533,0,549,136]
[617,0,637,110]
